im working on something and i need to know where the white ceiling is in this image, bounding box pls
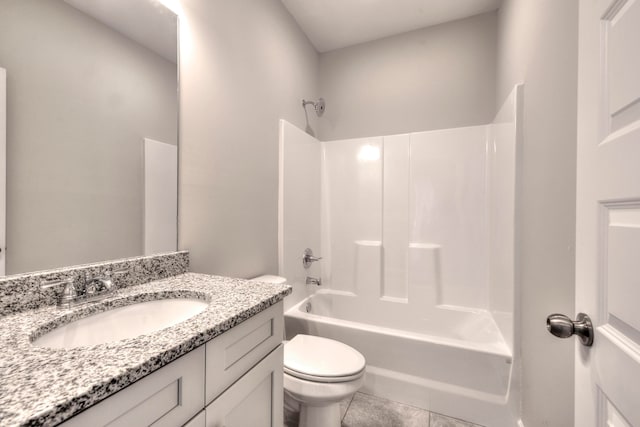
[281,0,502,53]
[64,0,177,63]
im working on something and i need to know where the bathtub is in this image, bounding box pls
[284,290,518,426]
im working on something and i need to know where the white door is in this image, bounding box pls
[575,0,640,426]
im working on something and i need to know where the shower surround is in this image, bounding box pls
[279,86,522,426]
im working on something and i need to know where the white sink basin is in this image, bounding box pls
[32,298,209,349]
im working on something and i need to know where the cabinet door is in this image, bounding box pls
[206,302,283,404]
[205,345,283,427]
[61,346,205,427]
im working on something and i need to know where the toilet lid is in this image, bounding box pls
[284,335,366,380]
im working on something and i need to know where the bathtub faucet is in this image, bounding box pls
[306,276,321,286]
[302,248,322,269]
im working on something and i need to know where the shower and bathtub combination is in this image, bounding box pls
[279,85,523,427]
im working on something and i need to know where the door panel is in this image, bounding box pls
[604,0,640,133]
[595,327,640,425]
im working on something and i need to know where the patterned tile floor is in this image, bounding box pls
[285,392,483,427]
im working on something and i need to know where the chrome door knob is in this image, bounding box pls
[546,313,594,346]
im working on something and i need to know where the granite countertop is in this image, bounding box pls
[0,273,291,427]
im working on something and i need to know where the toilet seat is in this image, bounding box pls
[284,366,364,383]
[284,335,366,383]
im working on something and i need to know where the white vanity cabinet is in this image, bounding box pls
[60,302,284,427]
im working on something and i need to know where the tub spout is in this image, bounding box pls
[306,276,321,286]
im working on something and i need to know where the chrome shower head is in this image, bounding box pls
[302,98,325,117]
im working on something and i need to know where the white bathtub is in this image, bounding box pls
[285,290,518,426]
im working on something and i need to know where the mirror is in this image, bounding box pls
[0,0,178,275]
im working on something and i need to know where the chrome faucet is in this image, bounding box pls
[40,271,118,309]
[306,276,321,286]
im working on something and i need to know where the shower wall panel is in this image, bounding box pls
[321,126,492,312]
[488,85,521,351]
[382,134,410,301]
[410,126,490,310]
[278,120,321,311]
[322,137,383,294]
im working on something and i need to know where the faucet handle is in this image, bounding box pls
[111,266,130,276]
[39,277,78,308]
[40,277,74,289]
[302,248,323,269]
[58,281,78,308]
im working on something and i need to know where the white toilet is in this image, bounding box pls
[284,334,366,427]
[250,275,366,427]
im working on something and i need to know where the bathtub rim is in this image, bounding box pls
[285,292,512,360]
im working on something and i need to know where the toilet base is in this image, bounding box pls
[299,402,341,427]
[284,373,363,427]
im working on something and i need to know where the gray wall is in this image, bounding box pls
[318,12,497,141]
[178,0,319,278]
[496,0,579,426]
[0,0,177,274]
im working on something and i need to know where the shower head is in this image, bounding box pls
[302,98,325,117]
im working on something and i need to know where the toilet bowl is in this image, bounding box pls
[250,275,366,427]
[284,334,365,427]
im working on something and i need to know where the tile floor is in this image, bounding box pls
[285,392,484,427]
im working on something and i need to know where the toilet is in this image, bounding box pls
[250,275,366,427]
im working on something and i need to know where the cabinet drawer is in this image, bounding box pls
[205,302,283,404]
[61,346,205,427]
[205,345,283,427]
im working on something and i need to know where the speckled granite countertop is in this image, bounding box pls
[0,273,291,427]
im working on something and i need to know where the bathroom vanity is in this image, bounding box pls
[0,253,291,427]
[62,300,284,427]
